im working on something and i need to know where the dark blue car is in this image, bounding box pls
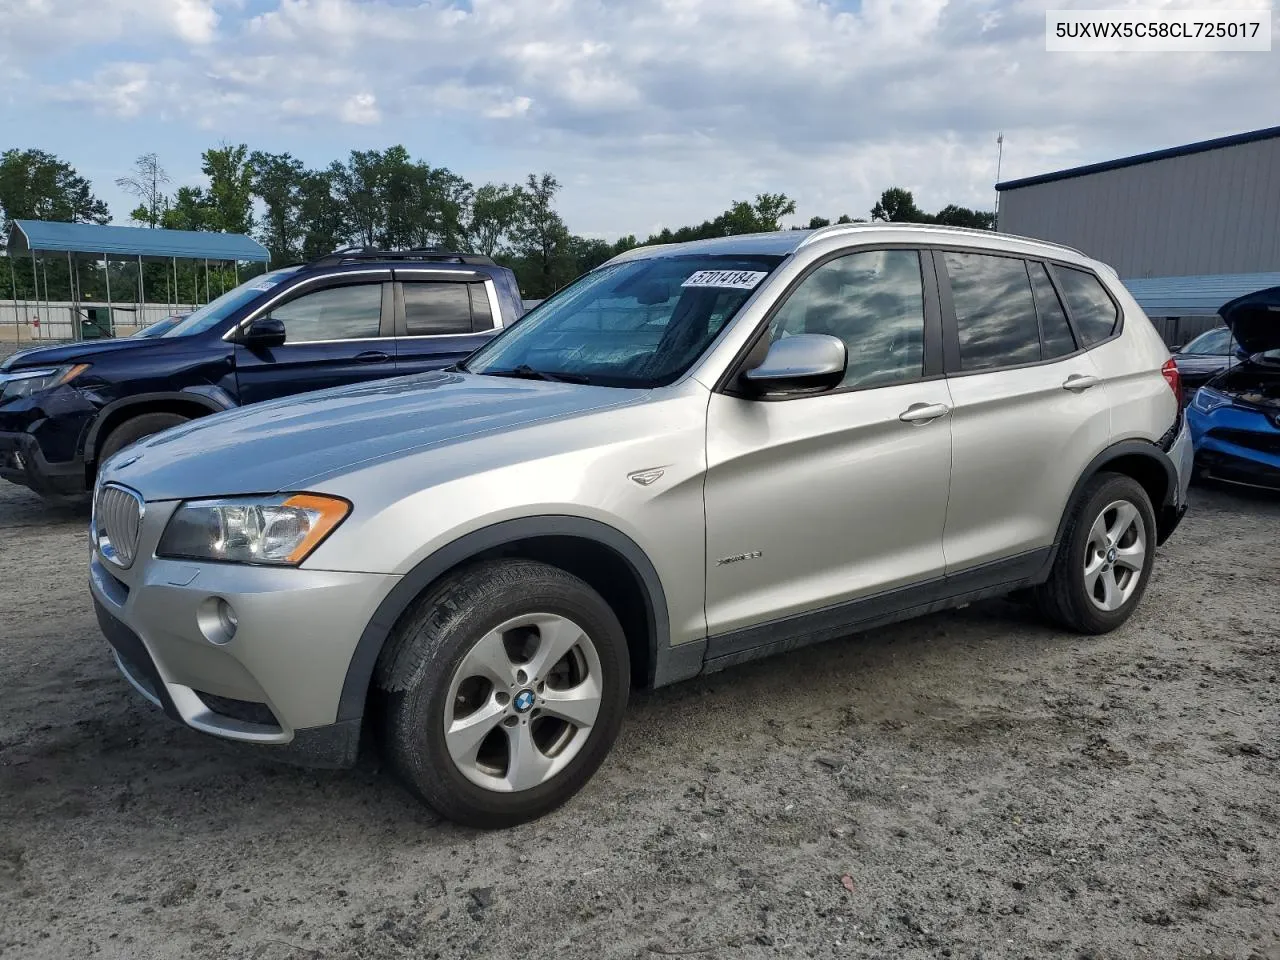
[0,248,524,502]
[1187,286,1280,491]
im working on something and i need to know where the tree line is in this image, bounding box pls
[0,145,994,304]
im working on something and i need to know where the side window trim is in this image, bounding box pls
[224,268,392,341]
[1044,261,1125,348]
[393,278,503,338]
[935,248,1125,377]
[717,244,944,400]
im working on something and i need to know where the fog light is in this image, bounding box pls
[218,599,238,635]
[197,596,239,645]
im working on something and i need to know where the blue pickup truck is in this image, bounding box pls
[0,248,524,502]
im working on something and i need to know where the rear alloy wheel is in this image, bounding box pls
[1035,473,1157,634]
[1082,500,1147,612]
[375,560,629,828]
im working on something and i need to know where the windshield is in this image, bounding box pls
[1183,327,1233,355]
[163,267,303,337]
[465,255,783,387]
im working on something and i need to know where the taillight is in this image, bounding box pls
[1161,358,1182,406]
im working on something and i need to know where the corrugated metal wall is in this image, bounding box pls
[997,136,1280,279]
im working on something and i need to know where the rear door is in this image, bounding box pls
[393,270,505,375]
[937,250,1110,573]
[233,271,395,406]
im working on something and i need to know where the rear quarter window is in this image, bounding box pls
[1055,267,1120,346]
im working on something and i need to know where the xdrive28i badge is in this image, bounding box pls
[717,550,763,566]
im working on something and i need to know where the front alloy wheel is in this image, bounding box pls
[375,559,629,828]
[445,613,604,793]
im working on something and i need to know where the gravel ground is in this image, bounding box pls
[1,477,1278,960]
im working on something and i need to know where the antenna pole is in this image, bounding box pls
[994,133,1005,229]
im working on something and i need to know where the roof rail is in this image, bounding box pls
[309,246,497,267]
[796,222,1086,258]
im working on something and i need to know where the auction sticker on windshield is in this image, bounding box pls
[681,270,768,290]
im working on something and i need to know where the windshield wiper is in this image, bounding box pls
[481,364,592,384]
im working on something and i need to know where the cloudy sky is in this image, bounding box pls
[2,0,1276,239]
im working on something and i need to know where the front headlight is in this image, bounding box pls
[156,494,351,565]
[1192,386,1234,413]
[0,363,90,401]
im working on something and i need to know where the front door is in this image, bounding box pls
[234,275,394,406]
[703,247,954,640]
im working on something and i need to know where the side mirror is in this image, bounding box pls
[241,317,286,349]
[742,334,847,396]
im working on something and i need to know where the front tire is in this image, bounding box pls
[374,559,630,828]
[1035,473,1157,634]
[99,412,189,464]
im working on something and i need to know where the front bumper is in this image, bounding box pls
[89,533,399,767]
[0,429,85,499]
[1187,403,1280,492]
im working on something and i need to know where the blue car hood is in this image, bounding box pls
[1219,286,1280,356]
[0,336,170,371]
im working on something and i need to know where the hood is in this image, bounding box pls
[1218,286,1280,356]
[103,371,645,501]
[0,336,169,372]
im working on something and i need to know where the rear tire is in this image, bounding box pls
[1035,473,1157,634]
[374,559,630,829]
[99,412,189,464]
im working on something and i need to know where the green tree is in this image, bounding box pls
[116,152,170,228]
[330,149,388,248]
[0,148,110,236]
[870,187,929,223]
[468,183,521,257]
[161,186,214,231]
[202,143,255,234]
[510,173,573,297]
[250,151,306,263]
[297,170,348,260]
[932,204,996,229]
[807,215,831,229]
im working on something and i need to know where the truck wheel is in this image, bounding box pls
[374,559,630,829]
[99,413,189,465]
[1035,473,1157,634]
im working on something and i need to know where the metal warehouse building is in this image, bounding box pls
[995,125,1280,345]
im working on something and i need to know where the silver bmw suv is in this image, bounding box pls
[89,224,1192,827]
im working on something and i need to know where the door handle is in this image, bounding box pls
[1062,374,1100,392]
[899,402,951,424]
[354,350,391,363]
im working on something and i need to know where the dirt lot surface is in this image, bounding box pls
[1,478,1278,960]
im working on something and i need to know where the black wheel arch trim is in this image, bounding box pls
[1051,438,1179,557]
[336,515,674,723]
[84,388,235,464]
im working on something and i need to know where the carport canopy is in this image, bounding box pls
[5,220,270,263]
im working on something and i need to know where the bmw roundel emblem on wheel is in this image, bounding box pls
[513,690,536,713]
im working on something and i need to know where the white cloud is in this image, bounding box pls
[10,0,1280,236]
[338,92,381,125]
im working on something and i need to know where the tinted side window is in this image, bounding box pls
[404,283,472,335]
[469,284,494,331]
[1028,262,1077,359]
[1055,267,1119,345]
[944,252,1041,371]
[768,249,925,390]
[269,284,382,344]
